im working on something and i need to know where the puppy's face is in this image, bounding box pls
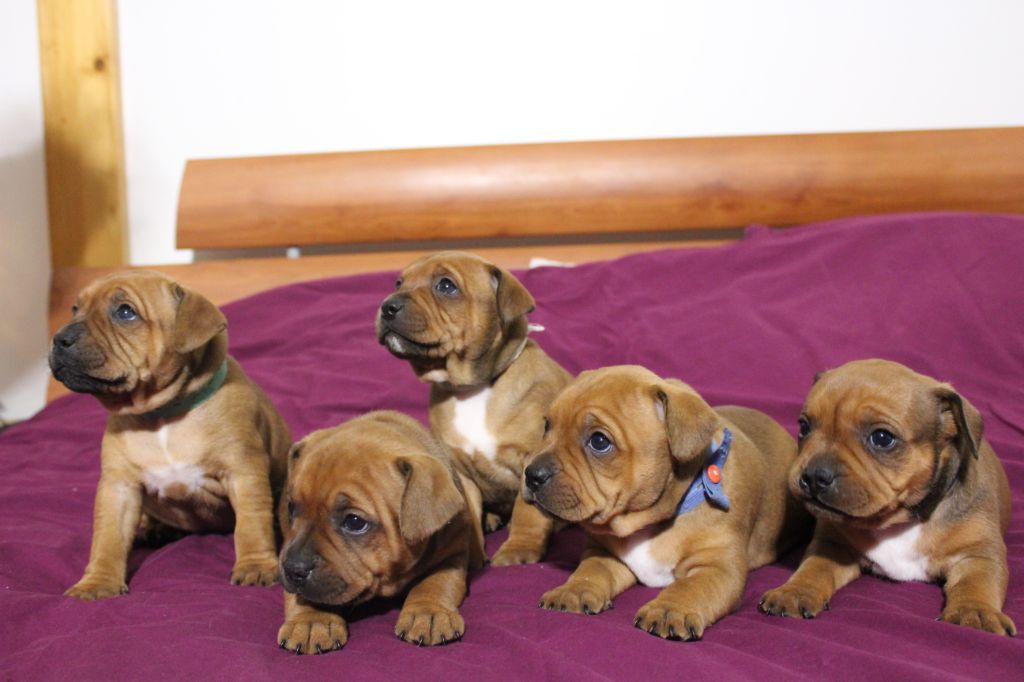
[793,359,983,528]
[279,413,465,606]
[48,271,226,410]
[375,252,534,386]
[522,366,720,535]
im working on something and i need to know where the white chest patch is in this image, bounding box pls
[142,462,207,498]
[451,387,498,460]
[140,424,207,498]
[606,527,676,588]
[862,523,930,582]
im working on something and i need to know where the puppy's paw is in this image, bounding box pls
[539,584,612,615]
[491,539,543,566]
[395,604,465,646]
[758,584,830,619]
[483,512,506,534]
[634,599,707,641]
[277,612,348,655]
[940,603,1017,637]
[230,556,279,586]
[65,576,128,601]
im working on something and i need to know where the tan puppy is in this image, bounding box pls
[277,411,485,653]
[523,365,808,640]
[376,252,571,565]
[759,359,1015,636]
[49,271,291,600]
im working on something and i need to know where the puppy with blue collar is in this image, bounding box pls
[522,365,809,640]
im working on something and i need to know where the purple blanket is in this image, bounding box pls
[2,213,1023,680]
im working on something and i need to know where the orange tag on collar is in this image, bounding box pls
[706,464,722,484]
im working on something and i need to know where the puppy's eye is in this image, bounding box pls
[394,278,402,290]
[287,500,297,521]
[71,305,79,315]
[586,431,613,455]
[340,513,371,536]
[868,429,898,451]
[798,416,811,440]
[543,417,550,435]
[113,303,138,322]
[434,277,459,297]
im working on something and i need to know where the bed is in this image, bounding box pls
[10,129,1024,679]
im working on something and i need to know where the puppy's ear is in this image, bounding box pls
[396,456,464,545]
[935,385,984,459]
[490,266,535,325]
[171,283,227,353]
[654,380,721,463]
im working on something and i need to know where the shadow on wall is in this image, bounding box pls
[0,138,52,421]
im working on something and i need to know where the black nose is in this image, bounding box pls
[283,556,314,587]
[799,460,837,497]
[380,297,403,321]
[525,462,554,492]
[54,323,83,350]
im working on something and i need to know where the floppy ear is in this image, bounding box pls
[935,385,984,459]
[490,265,535,326]
[171,283,227,353]
[654,379,721,463]
[396,456,464,545]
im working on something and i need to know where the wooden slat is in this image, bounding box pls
[38,0,127,267]
[178,128,1024,250]
[47,237,726,401]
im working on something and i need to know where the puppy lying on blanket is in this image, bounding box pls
[49,271,291,599]
[278,411,485,653]
[376,252,571,565]
[523,365,809,640]
[760,359,1015,636]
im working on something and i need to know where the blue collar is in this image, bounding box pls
[676,428,732,515]
[141,360,228,421]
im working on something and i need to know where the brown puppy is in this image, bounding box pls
[49,271,291,600]
[376,252,571,565]
[523,365,808,640]
[759,359,1016,636]
[277,411,484,653]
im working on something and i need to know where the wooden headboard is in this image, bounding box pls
[47,126,1024,401]
[177,127,1024,252]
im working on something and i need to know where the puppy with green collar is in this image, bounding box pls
[50,271,291,599]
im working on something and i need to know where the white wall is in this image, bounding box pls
[0,0,51,421]
[119,0,1024,266]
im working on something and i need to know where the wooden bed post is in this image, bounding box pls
[37,0,128,267]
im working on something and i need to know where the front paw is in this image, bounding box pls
[759,584,831,619]
[941,603,1017,637]
[491,539,544,566]
[65,576,128,601]
[634,598,707,641]
[278,612,348,655]
[395,604,464,646]
[484,512,506,533]
[539,584,611,615]
[231,556,279,586]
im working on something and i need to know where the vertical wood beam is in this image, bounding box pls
[37,0,127,267]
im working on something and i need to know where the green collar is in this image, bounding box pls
[142,360,228,421]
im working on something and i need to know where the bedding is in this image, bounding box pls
[2,212,1022,680]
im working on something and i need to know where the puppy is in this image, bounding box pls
[523,365,808,640]
[277,411,485,653]
[376,252,571,565]
[50,271,291,600]
[759,359,1016,636]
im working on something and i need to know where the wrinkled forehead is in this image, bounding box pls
[807,368,931,425]
[294,443,401,511]
[78,273,174,310]
[402,253,492,285]
[553,371,657,423]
